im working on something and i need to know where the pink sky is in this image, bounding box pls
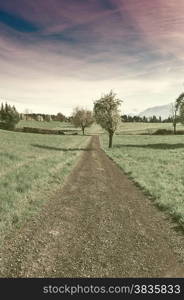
[0,0,184,115]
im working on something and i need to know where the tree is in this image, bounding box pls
[44,114,52,122]
[170,103,179,134]
[0,102,20,130]
[93,90,122,148]
[180,103,184,125]
[176,92,184,110]
[56,112,66,122]
[175,92,184,125]
[72,107,94,135]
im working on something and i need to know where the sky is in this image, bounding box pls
[0,0,184,116]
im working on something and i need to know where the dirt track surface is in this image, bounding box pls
[0,135,184,277]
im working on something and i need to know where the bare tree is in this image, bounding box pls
[72,107,94,135]
[93,90,122,148]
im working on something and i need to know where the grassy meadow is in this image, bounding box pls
[17,120,104,134]
[16,120,77,130]
[0,129,90,245]
[101,134,184,226]
[117,122,184,135]
[1,119,184,243]
[16,119,183,135]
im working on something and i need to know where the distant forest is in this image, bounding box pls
[21,113,173,123]
[121,115,173,123]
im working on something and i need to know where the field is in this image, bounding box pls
[1,120,184,241]
[16,120,74,130]
[16,120,184,135]
[101,134,184,226]
[0,129,90,245]
[117,122,184,134]
[1,120,184,277]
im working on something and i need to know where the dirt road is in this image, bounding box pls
[0,136,184,277]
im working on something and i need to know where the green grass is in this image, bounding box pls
[17,120,184,135]
[0,129,90,245]
[17,120,76,130]
[17,120,105,135]
[116,122,184,135]
[101,134,184,226]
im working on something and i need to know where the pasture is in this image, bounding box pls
[0,129,90,245]
[1,119,184,244]
[16,120,74,130]
[101,134,184,226]
[117,122,184,135]
[17,120,104,135]
[16,120,184,135]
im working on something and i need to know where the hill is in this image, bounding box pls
[139,103,172,119]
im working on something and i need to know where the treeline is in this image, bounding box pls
[0,103,20,130]
[0,102,75,130]
[20,112,72,122]
[121,115,171,123]
[23,113,173,123]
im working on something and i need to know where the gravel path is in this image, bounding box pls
[0,135,184,277]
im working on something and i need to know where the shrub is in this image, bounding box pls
[153,129,174,135]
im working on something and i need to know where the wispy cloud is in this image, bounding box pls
[0,0,184,115]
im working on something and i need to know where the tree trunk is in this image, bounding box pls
[173,122,176,134]
[82,126,85,135]
[109,133,113,148]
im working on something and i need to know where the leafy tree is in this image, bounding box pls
[0,102,20,130]
[94,90,122,148]
[180,104,184,124]
[175,92,184,126]
[56,113,66,122]
[72,107,94,135]
[176,92,184,110]
[170,103,180,134]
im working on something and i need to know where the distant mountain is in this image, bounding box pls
[139,103,172,119]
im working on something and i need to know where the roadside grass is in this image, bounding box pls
[101,134,184,226]
[0,129,90,245]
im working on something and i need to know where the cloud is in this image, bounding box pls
[0,0,184,115]
[119,0,184,58]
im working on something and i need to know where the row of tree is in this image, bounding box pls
[69,91,184,146]
[0,92,121,148]
[21,112,69,122]
[72,90,122,148]
[121,115,162,123]
[1,90,184,147]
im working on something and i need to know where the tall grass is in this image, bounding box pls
[0,129,89,245]
[101,134,184,226]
